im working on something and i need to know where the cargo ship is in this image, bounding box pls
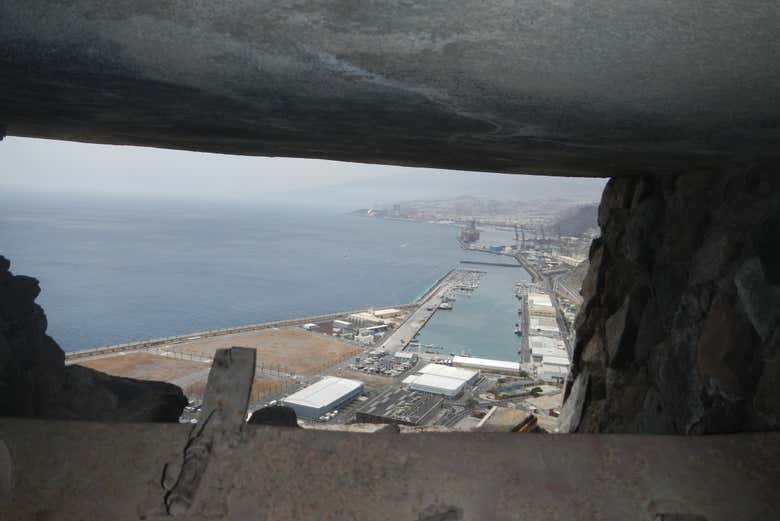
[459,220,480,243]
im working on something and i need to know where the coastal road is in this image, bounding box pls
[552,274,583,305]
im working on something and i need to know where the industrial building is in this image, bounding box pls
[528,335,566,352]
[544,355,570,368]
[282,376,364,419]
[332,319,352,330]
[526,292,557,317]
[528,332,570,383]
[403,374,466,398]
[529,316,560,334]
[452,355,520,375]
[531,347,569,364]
[539,363,569,384]
[527,293,553,307]
[373,308,402,319]
[356,388,443,426]
[348,312,386,327]
[393,351,417,363]
[359,324,388,335]
[401,363,479,398]
[418,363,479,384]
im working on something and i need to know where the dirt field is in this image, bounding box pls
[182,377,290,401]
[78,351,290,402]
[167,328,361,375]
[78,352,208,382]
[332,368,392,392]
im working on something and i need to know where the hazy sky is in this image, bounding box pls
[2,137,607,208]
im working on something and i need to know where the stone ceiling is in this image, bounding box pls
[1,1,778,177]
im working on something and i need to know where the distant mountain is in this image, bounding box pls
[274,169,607,209]
[554,204,599,237]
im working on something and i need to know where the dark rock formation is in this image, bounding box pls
[247,405,300,428]
[53,365,188,422]
[0,256,187,421]
[554,204,599,238]
[563,168,780,433]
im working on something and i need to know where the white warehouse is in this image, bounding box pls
[539,363,569,384]
[418,363,479,384]
[530,345,570,364]
[529,316,560,334]
[282,376,364,419]
[528,335,566,352]
[402,363,479,398]
[452,355,520,375]
[403,374,466,398]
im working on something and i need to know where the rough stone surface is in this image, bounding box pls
[1,1,778,176]
[0,439,11,504]
[53,365,187,422]
[566,168,780,433]
[248,405,300,428]
[0,255,186,422]
[558,369,589,433]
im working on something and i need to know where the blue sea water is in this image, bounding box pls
[416,265,529,361]
[0,194,525,359]
[1,192,527,356]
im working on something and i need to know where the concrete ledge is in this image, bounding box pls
[0,419,777,520]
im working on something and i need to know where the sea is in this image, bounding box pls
[1,192,529,360]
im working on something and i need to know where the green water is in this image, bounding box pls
[416,262,530,362]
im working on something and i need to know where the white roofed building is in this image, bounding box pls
[373,308,402,319]
[282,376,364,419]
[452,356,520,375]
[544,355,570,368]
[418,363,478,384]
[529,316,560,334]
[530,347,569,364]
[527,292,557,317]
[401,363,479,398]
[539,363,569,384]
[403,374,466,398]
[528,335,566,351]
[527,293,553,307]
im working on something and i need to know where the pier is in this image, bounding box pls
[376,270,467,354]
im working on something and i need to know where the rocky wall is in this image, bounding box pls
[0,255,187,421]
[562,168,780,433]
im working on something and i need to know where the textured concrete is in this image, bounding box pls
[1,1,778,176]
[0,419,778,520]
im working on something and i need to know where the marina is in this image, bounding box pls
[414,262,530,362]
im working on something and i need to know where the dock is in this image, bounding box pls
[376,270,466,354]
